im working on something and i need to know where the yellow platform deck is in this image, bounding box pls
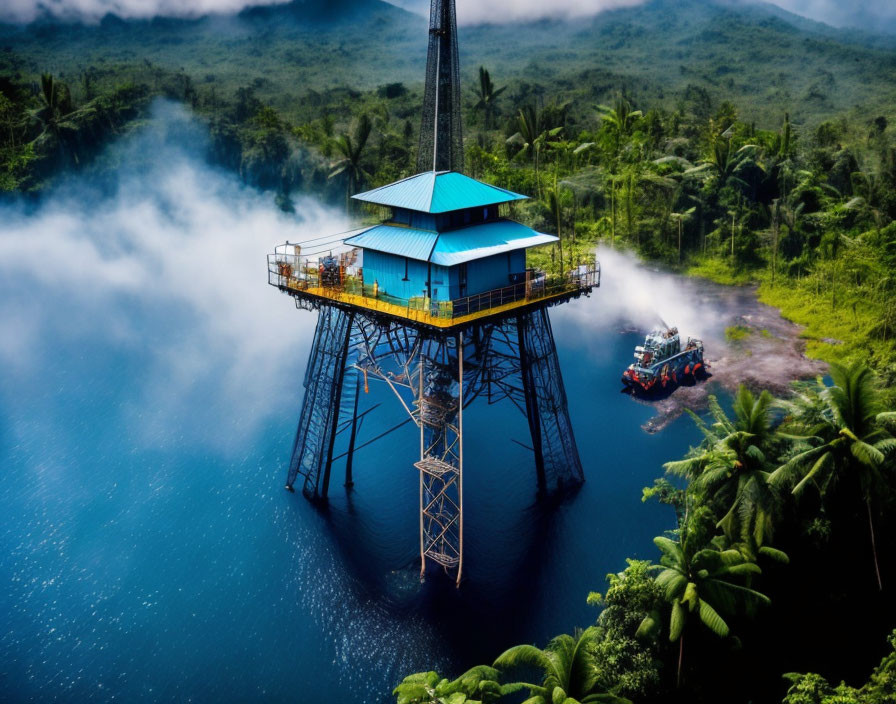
[275,279,590,329]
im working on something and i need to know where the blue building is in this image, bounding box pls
[343,171,557,310]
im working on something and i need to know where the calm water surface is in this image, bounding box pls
[0,107,716,702]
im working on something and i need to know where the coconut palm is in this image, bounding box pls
[394,665,515,704]
[687,137,762,195]
[507,105,563,197]
[544,185,568,275]
[472,66,506,130]
[596,96,642,160]
[329,113,373,212]
[846,170,891,234]
[666,388,782,550]
[771,361,896,590]
[494,627,631,704]
[670,207,696,262]
[28,73,93,163]
[637,509,770,687]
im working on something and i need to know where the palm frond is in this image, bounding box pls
[698,599,730,637]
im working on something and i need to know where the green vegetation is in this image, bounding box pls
[395,365,896,702]
[5,0,894,398]
[724,325,751,342]
[2,4,896,699]
[782,631,896,704]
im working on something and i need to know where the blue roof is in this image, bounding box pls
[344,220,557,266]
[352,172,528,214]
[430,221,556,266]
[343,225,438,262]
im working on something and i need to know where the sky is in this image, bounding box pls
[0,0,894,31]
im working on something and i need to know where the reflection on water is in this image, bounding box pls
[0,104,707,702]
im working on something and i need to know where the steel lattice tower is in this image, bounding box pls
[268,0,598,585]
[417,0,463,173]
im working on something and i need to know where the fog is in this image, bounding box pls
[0,0,290,23]
[0,100,345,451]
[555,246,729,363]
[2,0,894,31]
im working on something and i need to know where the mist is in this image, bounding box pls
[0,100,346,451]
[0,0,290,24]
[555,247,729,361]
[4,0,894,34]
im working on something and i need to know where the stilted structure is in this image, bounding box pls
[268,0,599,585]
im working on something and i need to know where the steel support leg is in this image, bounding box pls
[517,309,584,490]
[286,306,355,499]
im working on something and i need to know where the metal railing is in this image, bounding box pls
[267,245,600,324]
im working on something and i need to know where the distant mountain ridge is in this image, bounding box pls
[1,0,894,128]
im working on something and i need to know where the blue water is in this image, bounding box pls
[0,107,711,702]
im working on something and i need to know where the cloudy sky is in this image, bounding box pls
[1,0,894,31]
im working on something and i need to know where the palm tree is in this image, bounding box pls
[670,206,696,262]
[846,170,890,234]
[687,137,762,196]
[667,388,784,547]
[596,96,642,160]
[638,510,770,687]
[472,66,506,130]
[545,185,567,275]
[394,665,514,704]
[507,105,563,197]
[329,113,373,212]
[771,362,896,590]
[28,73,93,164]
[494,628,631,704]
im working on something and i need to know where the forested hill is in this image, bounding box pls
[2,0,896,128]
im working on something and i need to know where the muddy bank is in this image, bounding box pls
[636,280,826,433]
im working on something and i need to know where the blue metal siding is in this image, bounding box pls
[362,250,428,300]
[466,253,513,295]
[448,265,461,299]
[430,264,450,302]
[390,208,437,230]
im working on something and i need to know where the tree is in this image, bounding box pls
[771,361,896,590]
[596,96,642,161]
[494,628,631,704]
[670,206,696,262]
[689,136,762,195]
[28,73,93,164]
[472,66,506,130]
[781,629,896,704]
[638,508,771,688]
[588,560,664,700]
[507,104,563,197]
[329,113,373,212]
[666,388,784,548]
[545,184,568,275]
[394,665,515,704]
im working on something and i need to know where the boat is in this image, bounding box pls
[621,326,705,393]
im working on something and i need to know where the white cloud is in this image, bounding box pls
[0,100,347,451]
[454,0,645,25]
[1,0,894,29]
[0,0,289,23]
[767,0,896,28]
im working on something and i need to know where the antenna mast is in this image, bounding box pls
[417,0,463,174]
